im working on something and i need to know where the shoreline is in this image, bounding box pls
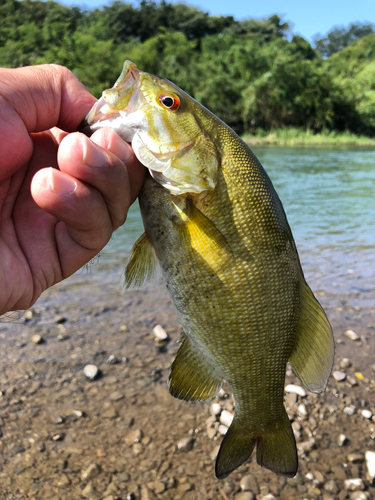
[242,129,375,147]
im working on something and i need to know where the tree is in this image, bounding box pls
[313,22,375,58]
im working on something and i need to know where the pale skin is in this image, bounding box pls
[0,64,145,316]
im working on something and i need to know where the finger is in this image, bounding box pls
[0,65,95,174]
[57,131,145,229]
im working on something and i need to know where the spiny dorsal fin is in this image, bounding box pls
[289,282,334,393]
[168,332,222,401]
[123,232,158,289]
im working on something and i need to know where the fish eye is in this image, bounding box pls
[159,93,180,111]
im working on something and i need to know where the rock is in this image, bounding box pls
[55,474,71,486]
[297,439,316,453]
[365,450,375,483]
[361,409,372,419]
[324,480,338,493]
[338,434,348,446]
[340,358,352,368]
[110,391,124,401]
[347,376,358,387]
[83,364,99,380]
[102,407,118,419]
[260,495,277,500]
[153,325,169,341]
[298,403,308,417]
[81,463,100,481]
[235,492,254,500]
[218,424,228,435]
[81,481,94,498]
[106,355,119,364]
[125,429,143,446]
[206,427,217,439]
[220,410,234,427]
[240,474,258,493]
[132,443,143,455]
[147,481,165,494]
[210,445,220,460]
[350,493,370,500]
[347,453,364,463]
[285,392,297,406]
[345,330,360,341]
[313,470,324,484]
[31,334,43,345]
[344,406,356,416]
[285,384,307,397]
[210,403,222,416]
[176,436,194,452]
[344,478,364,491]
[333,371,346,382]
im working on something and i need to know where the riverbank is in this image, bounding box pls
[243,128,375,147]
[0,264,375,500]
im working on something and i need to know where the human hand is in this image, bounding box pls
[0,64,145,315]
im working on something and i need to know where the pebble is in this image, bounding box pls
[344,478,364,491]
[31,334,43,345]
[110,391,124,401]
[345,330,360,341]
[220,410,234,427]
[365,450,375,483]
[153,325,169,341]
[81,481,94,498]
[347,376,358,387]
[347,453,364,463]
[240,474,256,491]
[333,371,346,382]
[285,384,307,397]
[350,493,369,500]
[338,434,348,446]
[324,480,338,493]
[210,445,220,460]
[298,403,308,417]
[235,492,254,500]
[176,436,194,452]
[83,364,99,380]
[124,429,143,446]
[361,409,372,419]
[218,424,228,435]
[106,355,119,364]
[102,408,118,419]
[340,358,352,369]
[260,495,277,500]
[344,406,356,416]
[210,403,222,416]
[81,463,100,481]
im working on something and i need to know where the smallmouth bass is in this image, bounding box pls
[81,61,334,479]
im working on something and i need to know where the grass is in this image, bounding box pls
[242,127,375,147]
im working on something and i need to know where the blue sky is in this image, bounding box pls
[58,0,375,43]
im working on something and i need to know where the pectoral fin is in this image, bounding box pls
[168,332,222,401]
[123,232,158,289]
[289,283,334,393]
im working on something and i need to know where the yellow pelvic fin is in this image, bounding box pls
[256,410,298,478]
[123,232,158,289]
[175,200,232,268]
[168,332,222,402]
[289,283,334,393]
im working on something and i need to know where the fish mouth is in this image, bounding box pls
[79,61,142,135]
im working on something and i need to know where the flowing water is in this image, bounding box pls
[99,145,375,298]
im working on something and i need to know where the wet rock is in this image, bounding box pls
[344,478,364,491]
[218,424,228,435]
[235,492,254,500]
[333,371,346,382]
[210,403,222,416]
[31,334,43,345]
[365,450,375,483]
[83,364,99,380]
[347,376,358,387]
[345,330,360,341]
[106,354,119,364]
[285,384,307,397]
[220,410,234,427]
[350,493,370,500]
[176,436,194,452]
[81,463,100,481]
[298,403,308,417]
[344,406,356,416]
[324,480,338,494]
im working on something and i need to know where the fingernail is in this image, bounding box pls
[83,138,107,167]
[49,168,77,195]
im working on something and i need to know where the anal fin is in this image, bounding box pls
[123,232,158,289]
[289,283,334,393]
[168,332,222,401]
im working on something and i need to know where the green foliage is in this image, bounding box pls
[314,22,375,58]
[0,0,374,136]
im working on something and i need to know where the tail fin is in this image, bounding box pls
[256,411,298,478]
[215,419,256,479]
[215,410,297,479]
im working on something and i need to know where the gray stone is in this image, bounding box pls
[83,364,99,380]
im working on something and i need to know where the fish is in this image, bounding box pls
[80,60,334,479]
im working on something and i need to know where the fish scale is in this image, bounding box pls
[81,60,335,479]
